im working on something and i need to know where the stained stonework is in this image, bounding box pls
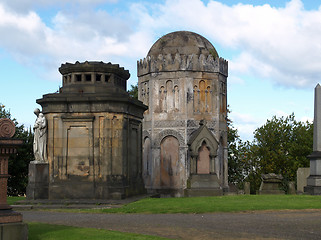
[138,31,228,196]
[36,61,147,199]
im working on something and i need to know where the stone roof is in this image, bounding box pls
[147,31,218,59]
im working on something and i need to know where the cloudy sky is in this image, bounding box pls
[0,0,320,140]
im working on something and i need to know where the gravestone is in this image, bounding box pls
[288,182,296,195]
[244,182,250,195]
[0,119,28,240]
[305,84,321,195]
[297,167,310,194]
[259,173,284,195]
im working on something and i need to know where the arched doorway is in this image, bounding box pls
[160,136,179,188]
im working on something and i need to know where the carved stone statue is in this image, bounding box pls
[33,108,47,163]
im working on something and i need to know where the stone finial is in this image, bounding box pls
[0,118,15,138]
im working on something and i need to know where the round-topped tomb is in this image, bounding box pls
[147,31,218,58]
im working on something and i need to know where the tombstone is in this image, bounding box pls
[259,173,285,195]
[297,167,310,194]
[244,182,251,195]
[34,61,147,200]
[137,31,228,197]
[305,84,321,195]
[288,181,296,195]
[0,119,28,239]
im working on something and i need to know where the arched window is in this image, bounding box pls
[174,85,179,110]
[166,80,173,111]
[193,85,199,112]
[206,86,212,113]
[159,86,166,112]
[199,80,206,112]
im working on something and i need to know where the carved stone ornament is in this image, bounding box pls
[0,118,15,138]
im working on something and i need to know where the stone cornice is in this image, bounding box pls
[137,54,228,77]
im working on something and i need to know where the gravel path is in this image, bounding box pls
[22,209,321,239]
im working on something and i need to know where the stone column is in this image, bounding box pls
[0,118,28,239]
[305,84,321,195]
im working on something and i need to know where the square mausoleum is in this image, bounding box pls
[37,61,147,199]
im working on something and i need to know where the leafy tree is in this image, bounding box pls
[228,113,312,194]
[251,113,312,192]
[128,84,138,99]
[228,123,258,192]
[0,104,34,195]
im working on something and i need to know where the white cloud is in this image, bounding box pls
[1,0,321,89]
[229,112,265,141]
[133,0,321,88]
[1,0,117,13]
[300,116,313,123]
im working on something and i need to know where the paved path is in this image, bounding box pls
[21,209,321,239]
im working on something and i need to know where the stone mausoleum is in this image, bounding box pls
[137,31,228,196]
[36,61,147,199]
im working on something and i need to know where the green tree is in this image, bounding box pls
[252,113,312,192]
[228,123,257,191]
[0,104,34,195]
[128,84,138,99]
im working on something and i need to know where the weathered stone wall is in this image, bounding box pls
[37,61,147,199]
[138,31,228,196]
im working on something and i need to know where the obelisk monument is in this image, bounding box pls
[305,84,321,194]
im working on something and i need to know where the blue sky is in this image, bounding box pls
[0,0,320,140]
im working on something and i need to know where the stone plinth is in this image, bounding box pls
[259,173,284,195]
[0,119,27,240]
[305,152,321,194]
[185,174,222,197]
[26,162,49,199]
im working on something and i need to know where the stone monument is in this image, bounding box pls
[35,61,147,199]
[0,118,28,239]
[305,84,321,195]
[259,173,284,195]
[137,31,228,196]
[27,108,49,199]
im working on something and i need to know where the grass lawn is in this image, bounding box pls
[28,222,168,240]
[96,195,321,214]
[7,196,25,205]
[8,194,321,214]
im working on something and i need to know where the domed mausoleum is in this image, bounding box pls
[137,31,228,196]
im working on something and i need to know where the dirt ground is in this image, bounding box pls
[21,209,321,239]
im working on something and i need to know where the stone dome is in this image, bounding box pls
[147,31,218,58]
